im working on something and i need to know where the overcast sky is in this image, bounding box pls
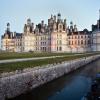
[0,0,100,35]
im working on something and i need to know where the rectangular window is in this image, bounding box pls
[72,41,73,45]
[59,47,62,51]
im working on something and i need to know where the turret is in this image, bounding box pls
[63,19,67,31]
[74,24,77,32]
[54,15,56,22]
[70,21,73,32]
[27,18,31,25]
[41,20,44,27]
[51,14,53,19]
[24,24,27,33]
[7,23,10,32]
[35,25,39,34]
[57,13,61,20]
[57,13,61,22]
[32,23,34,32]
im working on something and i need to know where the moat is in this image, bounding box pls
[10,59,100,100]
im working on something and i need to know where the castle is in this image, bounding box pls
[1,12,100,52]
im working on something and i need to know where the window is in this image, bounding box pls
[59,47,62,51]
[81,36,83,38]
[81,40,83,44]
[88,40,90,44]
[45,47,46,51]
[41,42,42,45]
[72,41,73,45]
[59,40,62,45]
[57,47,58,51]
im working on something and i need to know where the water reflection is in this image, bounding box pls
[10,59,100,100]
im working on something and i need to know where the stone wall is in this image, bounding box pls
[0,55,100,100]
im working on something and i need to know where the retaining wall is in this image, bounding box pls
[0,55,100,100]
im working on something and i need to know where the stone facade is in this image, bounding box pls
[91,15,100,51]
[67,22,91,52]
[1,13,92,52]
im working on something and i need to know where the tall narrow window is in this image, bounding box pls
[59,47,62,51]
[81,40,83,44]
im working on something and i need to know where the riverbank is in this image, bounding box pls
[0,53,99,73]
[0,55,100,100]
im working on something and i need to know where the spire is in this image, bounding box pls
[7,23,10,32]
[70,21,73,26]
[70,21,73,32]
[74,24,77,32]
[99,9,100,20]
[51,14,53,19]
[57,13,61,21]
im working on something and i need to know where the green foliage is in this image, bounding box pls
[0,53,98,73]
[0,52,77,60]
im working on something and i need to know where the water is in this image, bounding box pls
[10,59,100,100]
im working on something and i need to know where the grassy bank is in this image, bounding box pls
[0,53,99,73]
[0,52,79,60]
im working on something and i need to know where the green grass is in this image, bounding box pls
[0,53,99,73]
[0,52,79,60]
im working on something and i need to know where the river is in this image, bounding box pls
[10,59,100,100]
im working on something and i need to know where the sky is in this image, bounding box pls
[0,0,100,36]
